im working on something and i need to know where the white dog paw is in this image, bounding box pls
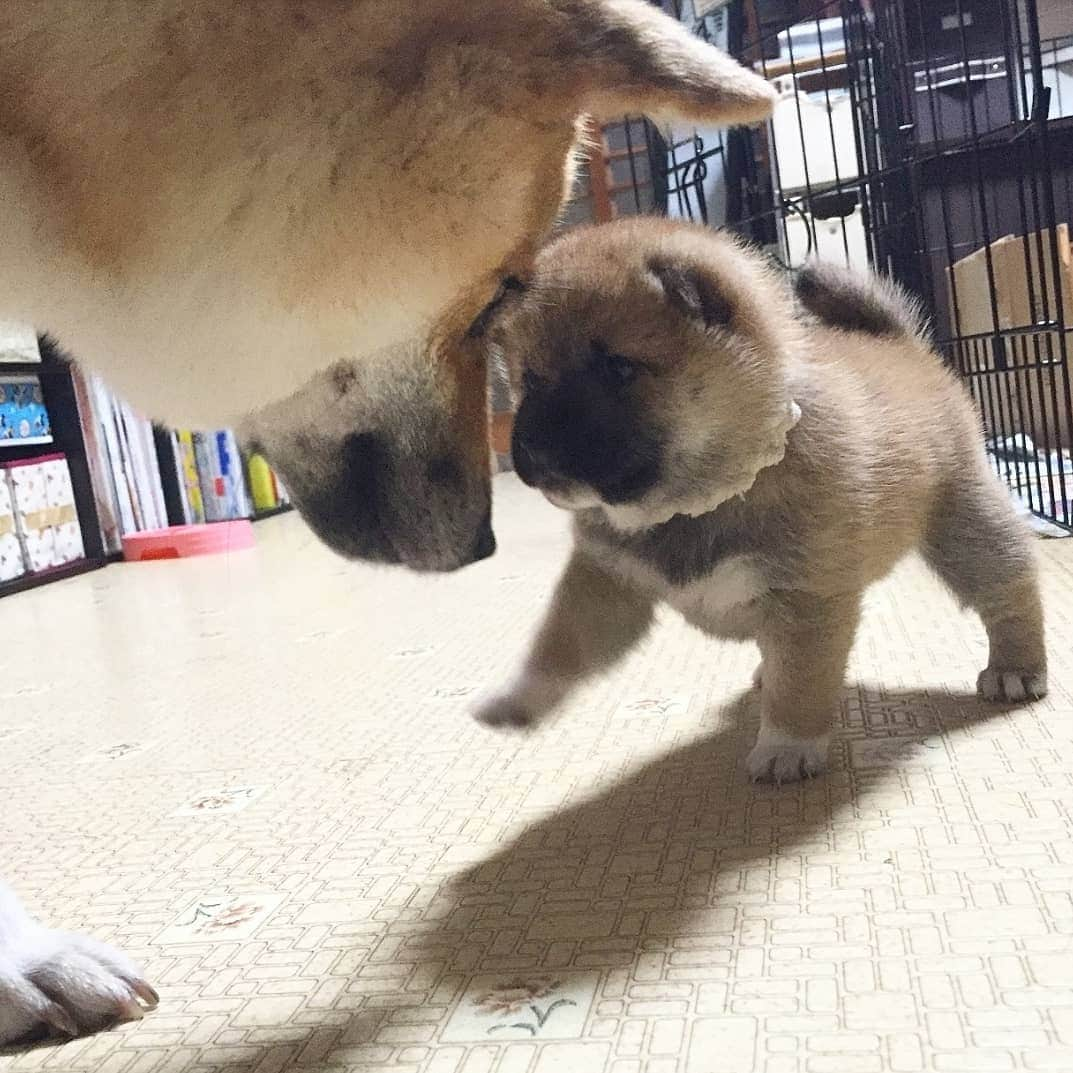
[472,671,564,732]
[751,663,764,690]
[0,890,157,1045]
[747,724,829,784]
[977,667,1048,704]
[472,692,536,730]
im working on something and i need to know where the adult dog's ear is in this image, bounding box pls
[555,0,776,126]
[646,255,734,328]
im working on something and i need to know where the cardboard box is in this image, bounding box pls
[947,224,1073,450]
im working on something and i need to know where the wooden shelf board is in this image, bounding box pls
[251,505,294,522]
[0,436,54,448]
[0,362,66,376]
[0,557,106,599]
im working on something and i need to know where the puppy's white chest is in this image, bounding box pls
[666,555,767,630]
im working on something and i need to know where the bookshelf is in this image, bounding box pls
[0,335,291,600]
[0,350,107,597]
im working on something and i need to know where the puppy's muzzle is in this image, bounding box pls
[512,437,563,490]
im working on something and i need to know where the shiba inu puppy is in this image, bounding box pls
[475,218,1047,781]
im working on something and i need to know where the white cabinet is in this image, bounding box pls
[770,89,859,193]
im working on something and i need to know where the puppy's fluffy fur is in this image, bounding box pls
[475,218,1047,781]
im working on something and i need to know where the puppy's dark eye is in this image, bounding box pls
[596,349,635,388]
[521,368,543,395]
[591,338,639,387]
[604,352,637,385]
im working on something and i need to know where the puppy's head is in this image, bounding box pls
[493,218,801,529]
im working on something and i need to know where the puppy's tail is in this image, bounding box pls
[793,260,926,341]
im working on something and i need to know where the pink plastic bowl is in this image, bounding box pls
[121,520,255,561]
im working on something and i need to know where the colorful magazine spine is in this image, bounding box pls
[176,430,205,523]
[169,433,192,524]
[92,376,136,536]
[70,366,122,553]
[193,431,225,522]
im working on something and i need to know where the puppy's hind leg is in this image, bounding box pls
[922,479,1047,702]
[473,551,654,731]
[748,591,861,783]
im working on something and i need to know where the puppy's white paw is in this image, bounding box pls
[751,663,764,690]
[472,691,536,731]
[747,723,829,784]
[0,886,157,1046]
[977,667,1048,703]
[472,670,566,732]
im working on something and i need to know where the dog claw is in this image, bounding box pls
[130,981,160,1009]
[977,667,1047,703]
[0,884,159,1046]
[746,734,829,784]
[43,1004,79,1039]
[118,995,147,1023]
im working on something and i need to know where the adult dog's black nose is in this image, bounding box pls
[472,511,496,562]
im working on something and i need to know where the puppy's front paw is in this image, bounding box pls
[747,724,829,784]
[472,692,536,731]
[977,667,1047,703]
[0,900,158,1045]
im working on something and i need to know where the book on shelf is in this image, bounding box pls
[70,367,124,552]
[153,425,190,529]
[71,371,290,547]
[176,430,205,523]
[0,374,53,447]
[192,430,226,522]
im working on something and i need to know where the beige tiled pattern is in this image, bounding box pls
[2,474,1073,1073]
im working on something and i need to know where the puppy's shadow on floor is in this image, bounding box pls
[11,684,1016,1068]
[315,682,1017,1062]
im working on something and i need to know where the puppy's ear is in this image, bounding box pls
[555,0,776,126]
[646,256,733,328]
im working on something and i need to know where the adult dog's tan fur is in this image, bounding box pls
[475,219,1046,781]
[0,1,775,571]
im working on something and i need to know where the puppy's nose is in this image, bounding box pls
[513,438,559,486]
[472,510,496,562]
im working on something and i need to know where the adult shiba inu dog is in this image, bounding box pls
[474,218,1047,782]
[0,0,775,1045]
[0,0,774,572]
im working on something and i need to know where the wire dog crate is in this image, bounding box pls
[575,0,1073,533]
